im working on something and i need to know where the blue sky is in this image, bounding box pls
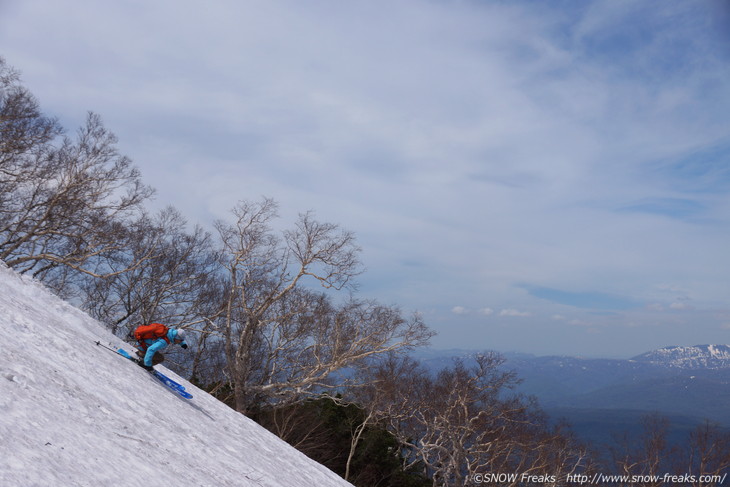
[2,0,729,357]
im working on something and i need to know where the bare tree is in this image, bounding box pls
[215,198,432,413]
[347,353,429,482]
[608,414,730,487]
[354,353,593,487]
[80,207,217,333]
[610,413,673,487]
[257,291,431,401]
[0,59,155,285]
[680,421,730,487]
[0,57,62,174]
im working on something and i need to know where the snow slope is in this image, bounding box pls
[0,262,352,487]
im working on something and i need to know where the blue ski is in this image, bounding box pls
[151,370,193,399]
[115,347,193,399]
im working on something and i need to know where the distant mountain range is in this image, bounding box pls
[632,344,730,369]
[413,345,730,446]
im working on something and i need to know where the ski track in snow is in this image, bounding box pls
[0,262,352,487]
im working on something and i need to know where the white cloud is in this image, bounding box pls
[451,306,494,316]
[451,306,469,315]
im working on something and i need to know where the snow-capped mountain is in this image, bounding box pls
[0,261,352,487]
[631,344,730,369]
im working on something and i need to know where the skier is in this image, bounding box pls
[132,323,189,371]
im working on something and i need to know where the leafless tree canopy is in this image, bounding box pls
[79,207,218,336]
[0,58,154,284]
[350,353,593,486]
[214,198,433,413]
[610,414,730,487]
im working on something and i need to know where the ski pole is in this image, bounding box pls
[95,340,120,353]
[95,340,140,363]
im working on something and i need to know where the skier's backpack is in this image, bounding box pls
[134,323,170,346]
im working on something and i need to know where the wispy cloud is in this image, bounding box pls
[618,198,706,220]
[500,309,532,317]
[642,140,730,195]
[519,285,638,311]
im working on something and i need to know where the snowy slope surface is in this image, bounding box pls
[0,263,352,487]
